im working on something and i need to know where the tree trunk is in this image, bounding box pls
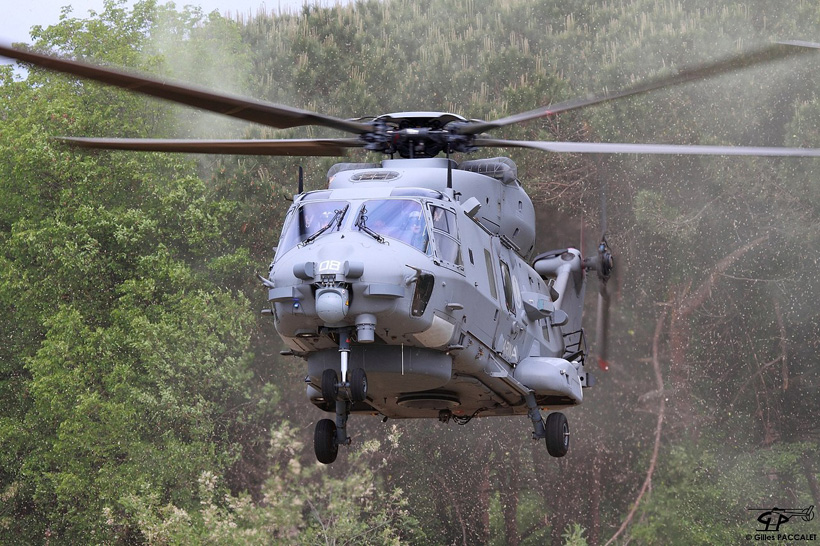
[500,448,521,546]
[478,457,492,545]
[590,451,602,545]
[668,305,695,435]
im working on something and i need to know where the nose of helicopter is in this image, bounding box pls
[268,231,433,345]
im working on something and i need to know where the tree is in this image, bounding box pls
[118,422,421,545]
[0,2,275,542]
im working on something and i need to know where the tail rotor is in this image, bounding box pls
[591,236,614,370]
[585,155,615,371]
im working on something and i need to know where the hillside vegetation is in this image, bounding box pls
[1,0,818,544]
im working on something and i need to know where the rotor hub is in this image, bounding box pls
[361,112,478,158]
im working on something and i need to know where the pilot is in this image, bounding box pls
[301,207,318,232]
[302,206,332,236]
[432,206,448,232]
[318,210,334,229]
[407,210,429,252]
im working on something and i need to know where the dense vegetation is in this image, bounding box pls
[1,0,818,544]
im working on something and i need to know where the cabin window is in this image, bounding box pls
[484,250,498,300]
[500,260,516,314]
[277,201,348,257]
[357,199,430,253]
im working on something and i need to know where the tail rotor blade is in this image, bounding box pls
[596,288,611,371]
[589,234,614,371]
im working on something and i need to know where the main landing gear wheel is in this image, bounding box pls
[314,418,338,464]
[321,369,338,402]
[546,412,570,458]
[350,367,368,402]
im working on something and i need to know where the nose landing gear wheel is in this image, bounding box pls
[545,412,569,458]
[350,368,368,402]
[314,418,338,464]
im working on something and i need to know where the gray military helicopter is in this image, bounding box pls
[3,40,820,464]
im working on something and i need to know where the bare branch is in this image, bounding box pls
[677,235,769,318]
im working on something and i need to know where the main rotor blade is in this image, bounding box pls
[475,138,820,157]
[57,137,363,156]
[460,41,820,135]
[0,44,372,135]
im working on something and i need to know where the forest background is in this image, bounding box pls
[1,0,819,544]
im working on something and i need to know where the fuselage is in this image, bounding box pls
[265,157,593,419]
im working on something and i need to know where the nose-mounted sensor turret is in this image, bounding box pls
[315,287,349,325]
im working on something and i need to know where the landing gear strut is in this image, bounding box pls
[313,330,368,464]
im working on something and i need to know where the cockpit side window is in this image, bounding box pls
[431,206,456,234]
[358,199,430,253]
[430,206,461,266]
[277,201,347,257]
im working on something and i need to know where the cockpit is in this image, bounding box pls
[277,198,448,258]
[355,199,429,252]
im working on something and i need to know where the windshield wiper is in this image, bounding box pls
[355,206,385,243]
[300,204,349,246]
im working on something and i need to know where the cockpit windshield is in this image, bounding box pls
[276,198,432,259]
[278,201,347,255]
[357,199,430,253]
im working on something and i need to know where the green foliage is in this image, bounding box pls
[630,441,818,545]
[634,189,700,243]
[0,173,264,542]
[562,523,589,546]
[116,422,420,545]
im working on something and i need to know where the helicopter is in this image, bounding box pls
[2,40,820,464]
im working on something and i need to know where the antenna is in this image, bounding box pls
[446,146,453,189]
[298,165,304,194]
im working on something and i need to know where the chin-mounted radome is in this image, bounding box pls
[315,287,349,325]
